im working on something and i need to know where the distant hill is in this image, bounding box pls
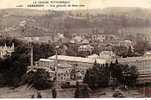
[0,8,48,17]
[0,7,151,38]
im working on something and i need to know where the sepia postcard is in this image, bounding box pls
[0,0,151,98]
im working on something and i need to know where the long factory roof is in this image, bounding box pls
[41,55,151,65]
[48,55,107,64]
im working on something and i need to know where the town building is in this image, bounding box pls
[99,51,116,59]
[87,51,116,61]
[36,58,54,69]
[0,43,15,58]
[57,64,72,82]
[119,40,134,51]
[33,55,107,82]
[78,44,94,57]
[87,54,99,59]
[144,51,151,57]
[113,56,151,83]
[81,39,89,44]
[70,36,83,44]
[91,34,106,43]
[32,51,151,84]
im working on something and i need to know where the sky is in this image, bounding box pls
[0,0,151,10]
[87,0,151,9]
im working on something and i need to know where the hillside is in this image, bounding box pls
[0,7,151,37]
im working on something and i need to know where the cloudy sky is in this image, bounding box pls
[0,0,151,10]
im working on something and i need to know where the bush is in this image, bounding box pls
[26,68,54,90]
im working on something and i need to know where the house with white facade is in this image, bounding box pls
[0,43,15,58]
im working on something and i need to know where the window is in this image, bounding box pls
[81,71,84,74]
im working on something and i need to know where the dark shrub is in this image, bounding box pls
[26,68,54,90]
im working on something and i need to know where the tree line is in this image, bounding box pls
[84,60,139,89]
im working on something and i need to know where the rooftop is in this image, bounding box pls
[39,58,54,62]
[117,56,151,63]
[49,55,106,64]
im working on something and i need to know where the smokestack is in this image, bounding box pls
[30,43,33,67]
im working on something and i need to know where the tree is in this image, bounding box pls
[84,61,110,89]
[0,38,55,87]
[109,60,138,87]
[113,45,129,57]
[84,59,139,89]
[74,83,90,98]
[0,38,30,86]
[26,68,54,90]
[122,65,138,86]
[127,46,134,57]
[33,43,55,61]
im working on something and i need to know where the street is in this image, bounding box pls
[0,85,145,98]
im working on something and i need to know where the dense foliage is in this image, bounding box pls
[26,68,54,90]
[33,42,55,61]
[0,37,55,87]
[0,38,30,86]
[110,60,138,87]
[84,61,110,89]
[84,60,138,89]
